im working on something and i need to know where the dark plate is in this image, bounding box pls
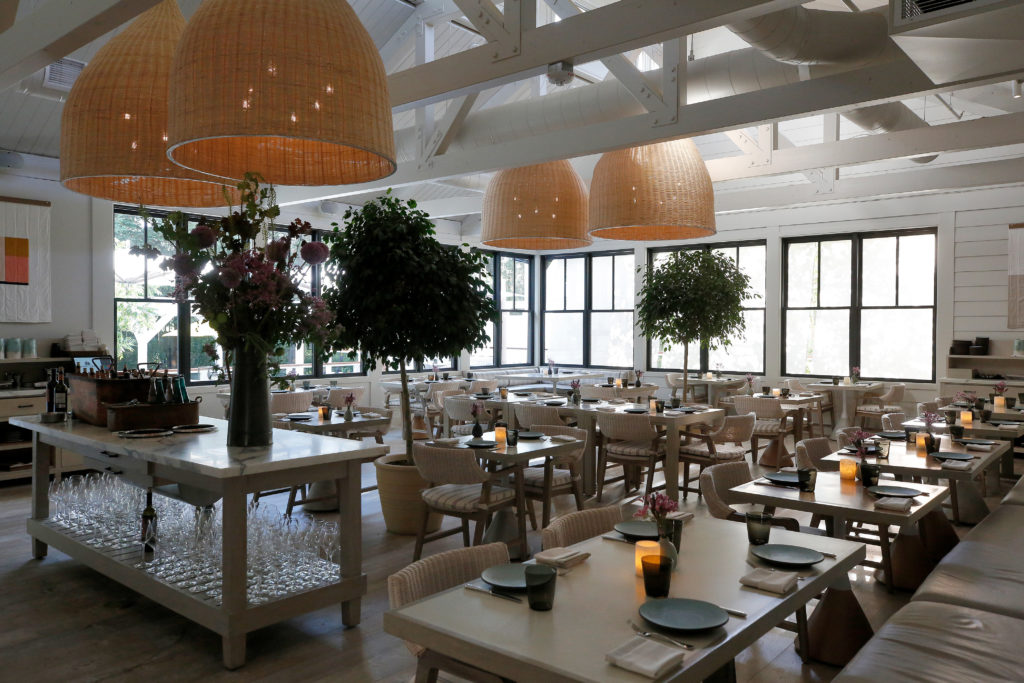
[613,520,659,541]
[513,392,531,397]
[599,383,615,387]
[270,389,288,394]
[639,599,729,632]
[286,413,313,421]
[932,451,974,461]
[516,431,545,440]
[472,394,494,399]
[170,424,217,433]
[751,544,825,568]
[581,397,599,402]
[544,400,566,406]
[481,563,527,591]
[867,485,923,498]
[764,471,800,486]
[119,428,173,439]
[465,439,498,449]
[876,431,907,440]
[623,407,649,414]
[987,420,1019,426]
[954,438,995,445]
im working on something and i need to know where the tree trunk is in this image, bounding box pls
[400,363,413,462]
[683,344,689,405]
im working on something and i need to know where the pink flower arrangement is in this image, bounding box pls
[569,379,581,391]
[745,373,754,384]
[634,491,679,527]
[344,393,355,406]
[851,366,860,376]
[849,429,876,456]
[471,402,482,418]
[921,411,940,427]
[955,390,977,403]
[994,381,1008,395]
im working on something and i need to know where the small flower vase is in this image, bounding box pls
[344,405,354,421]
[657,520,678,570]
[227,345,272,448]
[634,377,642,388]
[852,374,860,384]
[745,382,754,396]
[472,418,483,439]
[572,390,581,406]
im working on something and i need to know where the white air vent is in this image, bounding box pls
[42,58,86,92]
[902,0,976,17]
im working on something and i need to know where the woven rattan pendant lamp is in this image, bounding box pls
[60,0,234,207]
[166,0,395,186]
[481,160,591,251]
[589,138,716,241]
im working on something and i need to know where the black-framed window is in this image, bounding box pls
[114,206,363,385]
[542,250,635,369]
[471,252,534,368]
[647,241,766,374]
[783,229,936,381]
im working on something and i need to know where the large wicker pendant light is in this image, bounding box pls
[60,0,234,207]
[481,160,591,251]
[166,0,395,186]
[588,138,716,241]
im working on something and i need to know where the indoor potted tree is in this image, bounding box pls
[637,250,753,402]
[321,191,496,533]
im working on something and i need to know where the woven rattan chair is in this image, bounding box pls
[916,401,938,418]
[270,391,314,414]
[733,395,799,468]
[677,412,755,500]
[794,437,838,472]
[513,403,570,430]
[881,412,907,432]
[836,426,864,449]
[541,506,622,550]
[666,372,706,402]
[580,384,619,401]
[521,425,586,528]
[443,395,489,437]
[787,379,835,433]
[346,405,393,444]
[595,412,665,502]
[388,542,509,683]
[410,443,517,560]
[714,379,747,413]
[468,379,499,395]
[855,383,905,427]
[325,387,366,408]
[699,462,816,533]
[429,388,467,437]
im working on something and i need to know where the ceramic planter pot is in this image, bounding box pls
[374,453,442,535]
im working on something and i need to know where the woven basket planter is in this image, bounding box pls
[374,453,442,535]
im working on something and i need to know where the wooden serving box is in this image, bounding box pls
[106,400,201,432]
[68,375,151,427]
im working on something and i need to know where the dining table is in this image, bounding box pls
[503,370,604,393]
[904,415,1020,479]
[807,381,884,438]
[729,471,948,593]
[780,392,829,439]
[823,434,1008,524]
[383,515,865,681]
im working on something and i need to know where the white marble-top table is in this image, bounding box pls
[808,382,884,438]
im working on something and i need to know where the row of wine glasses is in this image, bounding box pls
[48,473,341,605]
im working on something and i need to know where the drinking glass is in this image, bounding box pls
[877,439,891,461]
[670,397,681,409]
[745,512,772,545]
[525,565,557,610]
[797,468,817,493]
[860,463,881,488]
[641,556,672,598]
[655,400,665,413]
[948,425,964,440]
[506,429,519,447]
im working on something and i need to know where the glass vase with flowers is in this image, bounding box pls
[635,492,680,570]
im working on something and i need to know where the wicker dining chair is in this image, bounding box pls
[388,542,509,683]
[521,425,586,528]
[443,395,489,437]
[881,412,907,432]
[468,379,500,395]
[916,401,939,417]
[325,387,366,408]
[732,395,799,466]
[666,372,707,402]
[835,426,864,449]
[714,379,747,413]
[540,506,622,550]
[429,388,468,437]
[594,412,665,503]
[786,379,835,434]
[677,412,755,500]
[346,405,393,444]
[580,384,619,401]
[270,391,314,414]
[410,443,517,560]
[795,437,839,472]
[699,462,820,534]
[513,403,571,430]
[855,383,905,427]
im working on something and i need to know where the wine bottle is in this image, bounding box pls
[176,377,189,404]
[45,368,57,412]
[141,488,157,554]
[54,368,68,413]
[162,370,175,403]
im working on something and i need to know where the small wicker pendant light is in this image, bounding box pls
[481,160,591,251]
[60,0,235,207]
[166,0,395,186]
[588,138,716,241]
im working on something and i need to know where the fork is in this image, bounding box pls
[627,619,694,650]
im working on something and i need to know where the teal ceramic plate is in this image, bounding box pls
[516,431,544,440]
[954,438,995,445]
[932,451,973,461]
[613,520,659,541]
[751,544,824,568]
[119,428,173,439]
[867,485,922,498]
[764,471,800,486]
[640,599,729,632]
[465,439,498,449]
[472,394,493,399]
[623,408,648,414]
[286,413,313,421]
[481,563,527,591]
[171,424,217,434]
[544,400,566,406]
[876,431,907,440]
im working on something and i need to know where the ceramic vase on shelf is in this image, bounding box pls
[227,346,272,448]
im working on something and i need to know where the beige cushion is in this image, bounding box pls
[752,418,792,435]
[912,505,1024,620]
[857,404,902,414]
[422,484,515,513]
[521,467,574,487]
[607,440,665,457]
[836,601,1024,683]
[679,442,747,461]
[1002,477,1024,506]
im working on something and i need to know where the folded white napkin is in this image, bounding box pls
[533,547,590,569]
[740,567,798,595]
[433,437,460,445]
[595,406,617,412]
[965,443,992,451]
[942,459,973,471]
[550,434,577,442]
[606,636,684,679]
[875,497,913,512]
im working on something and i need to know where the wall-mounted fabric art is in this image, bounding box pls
[0,198,51,322]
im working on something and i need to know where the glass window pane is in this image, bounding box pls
[325,349,362,375]
[471,321,495,367]
[650,337,701,372]
[146,225,177,299]
[614,254,635,310]
[860,309,933,380]
[786,242,818,307]
[500,256,516,309]
[709,309,764,373]
[545,259,564,310]
[862,237,896,307]
[785,309,850,376]
[819,240,851,307]
[565,258,585,310]
[652,251,671,270]
[501,311,530,365]
[186,307,221,382]
[590,312,634,367]
[738,245,766,305]
[272,343,313,378]
[591,256,612,310]
[114,213,147,298]
[898,233,935,306]
[544,312,583,365]
[116,301,180,372]
[514,259,530,311]
[423,356,454,371]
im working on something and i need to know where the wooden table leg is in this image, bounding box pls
[803,577,874,666]
[221,481,248,668]
[338,460,363,627]
[949,479,961,524]
[877,523,894,594]
[30,433,52,559]
[514,463,528,559]
[795,605,809,664]
[664,424,680,500]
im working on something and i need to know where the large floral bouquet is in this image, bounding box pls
[133,174,335,379]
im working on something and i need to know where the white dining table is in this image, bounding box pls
[807,382,883,438]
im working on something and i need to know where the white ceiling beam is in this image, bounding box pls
[0,0,160,92]
[388,0,808,111]
[422,93,478,163]
[452,0,515,52]
[415,195,486,218]
[414,20,436,160]
[379,0,459,66]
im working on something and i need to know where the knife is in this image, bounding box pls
[464,583,522,603]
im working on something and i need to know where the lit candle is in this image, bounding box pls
[319,405,330,420]
[842,376,852,385]
[995,396,1006,412]
[635,540,660,576]
[839,458,857,480]
[961,410,973,427]
[705,372,713,380]
[615,378,623,388]
[494,425,507,444]
[772,388,781,397]
[916,432,928,450]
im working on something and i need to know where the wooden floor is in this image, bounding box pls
[0,428,1016,683]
